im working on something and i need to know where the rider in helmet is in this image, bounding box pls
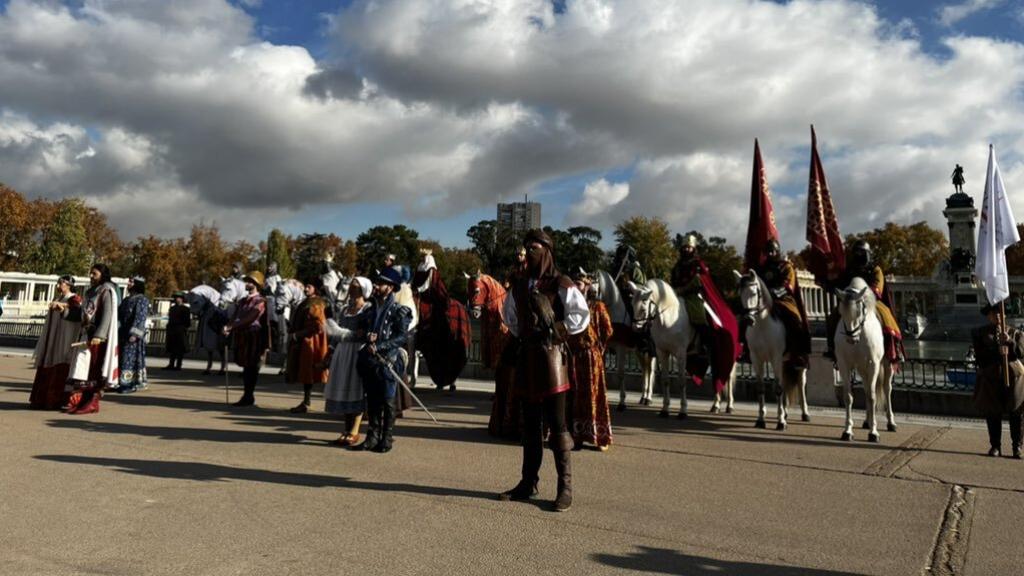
[755,239,811,368]
[825,240,903,363]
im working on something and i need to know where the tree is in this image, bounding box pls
[542,225,605,275]
[82,206,126,270]
[466,219,523,278]
[0,184,33,271]
[185,223,228,287]
[29,199,92,276]
[418,239,483,303]
[130,236,189,296]
[356,225,420,275]
[614,216,676,280]
[264,229,296,278]
[846,222,948,276]
[225,240,262,275]
[677,231,744,300]
[294,233,343,281]
[336,240,359,277]
[1006,224,1024,276]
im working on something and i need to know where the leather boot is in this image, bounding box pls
[1010,412,1023,459]
[355,398,382,451]
[68,386,101,415]
[499,440,542,501]
[375,396,397,453]
[552,432,573,512]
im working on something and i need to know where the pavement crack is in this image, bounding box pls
[922,484,975,576]
[863,426,950,478]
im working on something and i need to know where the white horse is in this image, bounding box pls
[834,278,897,442]
[595,270,657,410]
[734,270,809,431]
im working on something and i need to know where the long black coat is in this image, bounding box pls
[972,323,1024,416]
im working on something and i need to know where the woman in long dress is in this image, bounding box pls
[164,291,191,370]
[323,277,373,446]
[567,271,614,450]
[30,275,82,409]
[117,276,151,393]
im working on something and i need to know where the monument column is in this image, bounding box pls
[942,189,979,306]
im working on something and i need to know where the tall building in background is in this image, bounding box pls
[497,200,541,233]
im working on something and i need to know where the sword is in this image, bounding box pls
[699,294,723,328]
[372,348,439,424]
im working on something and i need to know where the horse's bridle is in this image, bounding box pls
[841,297,868,341]
[740,278,767,321]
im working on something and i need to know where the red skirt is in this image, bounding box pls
[30,363,70,410]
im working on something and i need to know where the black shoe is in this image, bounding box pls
[498,481,538,501]
[988,447,1001,457]
[373,442,392,453]
[232,397,255,407]
[289,402,309,414]
[163,364,175,370]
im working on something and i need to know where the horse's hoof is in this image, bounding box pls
[710,406,720,414]
[754,420,766,429]
[801,413,811,422]
[640,398,651,406]
[861,420,870,430]
[725,406,734,414]
[677,412,688,420]
[840,432,852,441]
[887,423,898,433]
[658,410,669,418]
[868,433,880,443]
[617,403,626,412]
[775,422,787,431]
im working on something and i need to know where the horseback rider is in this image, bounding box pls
[755,240,812,369]
[613,244,646,305]
[824,240,904,363]
[670,234,741,378]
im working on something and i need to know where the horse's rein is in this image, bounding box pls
[841,298,867,340]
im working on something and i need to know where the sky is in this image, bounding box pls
[2,0,1024,252]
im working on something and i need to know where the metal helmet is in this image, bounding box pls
[267,261,279,276]
[766,239,781,260]
[850,240,872,266]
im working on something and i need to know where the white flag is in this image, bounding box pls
[976,145,1020,305]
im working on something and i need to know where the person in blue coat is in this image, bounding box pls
[354,267,412,453]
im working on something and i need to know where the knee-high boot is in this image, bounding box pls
[377,395,397,453]
[499,438,542,501]
[1010,412,1023,458]
[357,397,382,451]
[552,432,573,512]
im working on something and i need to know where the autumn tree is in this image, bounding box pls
[846,222,948,276]
[29,199,92,276]
[336,240,359,276]
[356,225,420,275]
[0,184,33,271]
[82,206,126,269]
[265,228,296,278]
[614,216,676,280]
[417,240,483,303]
[185,223,228,287]
[294,233,344,281]
[130,236,189,296]
[225,240,263,275]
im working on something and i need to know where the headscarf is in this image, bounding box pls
[353,276,373,300]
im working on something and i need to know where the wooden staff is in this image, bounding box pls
[1000,301,1011,389]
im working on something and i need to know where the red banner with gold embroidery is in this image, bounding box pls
[743,139,780,271]
[805,126,844,286]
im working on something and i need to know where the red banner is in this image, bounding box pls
[805,126,844,286]
[744,139,779,271]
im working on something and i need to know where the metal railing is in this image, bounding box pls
[0,320,975,393]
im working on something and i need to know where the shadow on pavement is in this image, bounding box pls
[34,454,506,502]
[592,546,863,576]
[47,419,312,445]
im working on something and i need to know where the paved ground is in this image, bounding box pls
[1,353,1021,576]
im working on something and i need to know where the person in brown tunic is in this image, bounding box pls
[223,272,271,407]
[972,304,1024,459]
[755,240,811,369]
[289,279,330,413]
[498,229,591,512]
[567,270,614,451]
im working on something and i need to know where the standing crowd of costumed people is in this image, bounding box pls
[22,128,1024,525]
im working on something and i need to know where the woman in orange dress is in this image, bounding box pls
[289,279,330,413]
[567,270,614,450]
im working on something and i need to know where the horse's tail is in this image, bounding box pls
[781,365,802,405]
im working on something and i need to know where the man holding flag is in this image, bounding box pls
[972,145,1024,459]
[744,139,811,369]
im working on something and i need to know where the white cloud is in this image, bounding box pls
[568,178,629,222]
[0,0,1023,252]
[938,0,1004,27]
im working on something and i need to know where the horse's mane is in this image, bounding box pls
[645,278,680,310]
[596,270,628,324]
[844,277,877,307]
[478,274,506,306]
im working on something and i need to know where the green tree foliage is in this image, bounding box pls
[676,231,744,300]
[30,199,92,276]
[846,222,948,276]
[265,228,296,279]
[614,216,676,280]
[294,233,344,282]
[542,225,605,275]
[466,219,523,278]
[356,225,420,275]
